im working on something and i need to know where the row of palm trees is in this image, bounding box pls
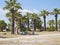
[40,9,60,31]
[3,0,60,34]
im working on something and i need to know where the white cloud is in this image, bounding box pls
[32,9,39,13]
[0,9,39,15]
[19,9,32,13]
[19,9,39,15]
[0,9,9,15]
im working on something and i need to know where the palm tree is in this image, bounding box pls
[40,9,49,31]
[3,0,22,34]
[25,12,31,31]
[48,20,55,31]
[51,8,60,31]
[31,13,38,35]
[15,12,22,33]
[48,20,55,27]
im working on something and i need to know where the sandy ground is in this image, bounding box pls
[0,32,60,45]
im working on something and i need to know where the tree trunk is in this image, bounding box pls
[43,16,46,31]
[55,14,58,31]
[27,18,29,31]
[19,19,22,32]
[16,26,19,34]
[34,19,36,31]
[11,11,15,34]
[32,19,36,35]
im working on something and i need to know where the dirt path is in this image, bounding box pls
[0,34,60,45]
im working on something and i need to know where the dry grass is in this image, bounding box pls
[0,31,60,45]
[35,31,60,35]
[0,32,21,38]
[0,31,60,38]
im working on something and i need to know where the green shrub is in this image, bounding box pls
[47,26,55,31]
[21,25,27,32]
[6,28,10,32]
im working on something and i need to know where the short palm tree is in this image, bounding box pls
[48,20,55,27]
[48,20,55,31]
[3,0,22,34]
[25,12,31,31]
[15,12,22,33]
[51,8,60,31]
[40,9,49,31]
[31,13,38,35]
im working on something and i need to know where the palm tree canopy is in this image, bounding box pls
[25,12,31,18]
[31,13,38,19]
[6,12,12,22]
[51,8,60,15]
[48,20,55,26]
[6,11,22,20]
[15,12,22,20]
[3,0,22,11]
[6,12,12,17]
[40,9,49,16]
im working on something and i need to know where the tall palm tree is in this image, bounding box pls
[6,11,22,34]
[25,12,31,31]
[3,0,22,34]
[40,9,49,31]
[31,13,38,35]
[51,8,60,31]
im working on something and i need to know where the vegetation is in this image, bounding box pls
[0,0,60,45]
[51,8,60,31]
[3,0,22,34]
[25,12,31,31]
[0,0,59,35]
[0,20,7,31]
[47,20,55,31]
[40,10,49,31]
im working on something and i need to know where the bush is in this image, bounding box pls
[21,25,27,32]
[0,20,7,31]
[47,26,55,31]
[6,28,11,32]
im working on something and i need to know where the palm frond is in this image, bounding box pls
[40,9,49,16]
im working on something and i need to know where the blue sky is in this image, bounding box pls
[0,0,60,26]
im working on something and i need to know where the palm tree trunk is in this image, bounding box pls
[55,14,58,31]
[28,18,29,31]
[32,19,36,35]
[11,11,15,34]
[19,19,22,32]
[16,26,19,34]
[34,19,36,31]
[43,16,46,31]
